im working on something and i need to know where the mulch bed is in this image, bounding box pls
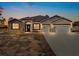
[0,32,56,56]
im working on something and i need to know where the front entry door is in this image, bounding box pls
[26,24,31,32]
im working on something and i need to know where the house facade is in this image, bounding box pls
[8,15,73,33]
[8,19,24,32]
[8,16,45,33]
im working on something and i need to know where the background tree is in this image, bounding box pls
[73,21,79,27]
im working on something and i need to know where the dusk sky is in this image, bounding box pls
[0,2,79,21]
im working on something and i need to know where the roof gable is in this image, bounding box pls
[20,15,49,22]
[51,15,72,25]
[42,15,72,24]
[9,19,21,22]
[50,15,72,23]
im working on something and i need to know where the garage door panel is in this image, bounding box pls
[42,25,50,32]
[55,25,70,33]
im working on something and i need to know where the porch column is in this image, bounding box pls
[69,22,73,32]
[50,24,55,32]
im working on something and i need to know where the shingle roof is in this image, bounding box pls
[8,18,22,22]
[32,15,49,22]
[49,15,72,23]
[9,15,72,23]
[20,15,49,22]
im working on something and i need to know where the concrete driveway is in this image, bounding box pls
[43,32,79,56]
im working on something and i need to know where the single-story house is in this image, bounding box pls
[8,15,73,33]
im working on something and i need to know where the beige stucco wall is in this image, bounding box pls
[8,20,24,32]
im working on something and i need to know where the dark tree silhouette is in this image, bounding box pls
[73,21,79,27]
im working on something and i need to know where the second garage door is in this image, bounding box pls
[54,25,70,33]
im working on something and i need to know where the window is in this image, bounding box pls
[12,23,19,29]
[33,23,40,30]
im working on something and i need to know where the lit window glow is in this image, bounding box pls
[33,24,40,30]
[12,23,19,29]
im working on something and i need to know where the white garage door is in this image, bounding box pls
[55,25,70,33]
[42,25,50,32]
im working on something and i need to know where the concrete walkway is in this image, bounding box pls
[43,32,79,56]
